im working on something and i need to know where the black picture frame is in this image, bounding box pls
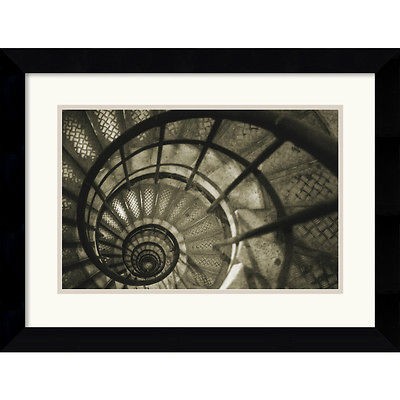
[1,49,399,351]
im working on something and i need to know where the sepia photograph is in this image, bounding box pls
[61,109,339,290]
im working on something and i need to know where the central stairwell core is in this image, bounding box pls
[122,224,180,286]
[62,109,339,290]
[87,169,237,289]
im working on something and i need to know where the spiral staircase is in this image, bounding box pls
[62,109,338,290]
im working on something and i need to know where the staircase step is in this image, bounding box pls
[199,148,265,210]
[91,272,112,289]
[235,238,284,289]
[62,244,88,267]
[62,264,92,289]
[167,190,197,227]
[62,262,100,289]
[260,141,315,178]
[62,194,78,221]
[159,143,179,164]
[186,254,223,276]
[182,214,222,241]
[233,209,284,289]
[173,198,208,231]
[86,110,124,146]
[208,159,243,191]
[124,110,150,128]
[179,264,214,288]
[226,175,265,210]
[219,263,249,289]
[288,244,338,289]
[125,148,156,180]
[62,153,85,197]
[62,110,102,171]
[197,147,229,176]
[62,222,80,242]
[175,143,202,167]
[93,152,126,196]
[186,233,224,256]
[165,118,213,141]
[123,127,159,175]
[213,120,275,162]
[293,212,338,255]
[140,183,158,218]
[153,184,174,218]
[268,162,338,208]
[164,191,193,225]
[235,209,277,234]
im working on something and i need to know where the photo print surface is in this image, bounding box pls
[61,109,339,290]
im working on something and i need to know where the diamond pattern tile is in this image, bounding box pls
[93,110,122,141]
[63,114,97,160]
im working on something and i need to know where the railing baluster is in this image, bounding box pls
[160,279,169,289]
[63,145,127,232]
[95,186,130,234]
[158,181,185,219]
[207,138,283,213]
[105,279,116,289]
[99,222,125,242]
[155,124,165,184]
[98,238,124,251]
[213,198,338,247]
[173,268,188,289]
[172,267,179,288]
[84,111,107,151]
[185,119,222,190]
[119,145,131,189]
[150,185,160,223]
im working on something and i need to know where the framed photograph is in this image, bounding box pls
[1,49,399,351]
